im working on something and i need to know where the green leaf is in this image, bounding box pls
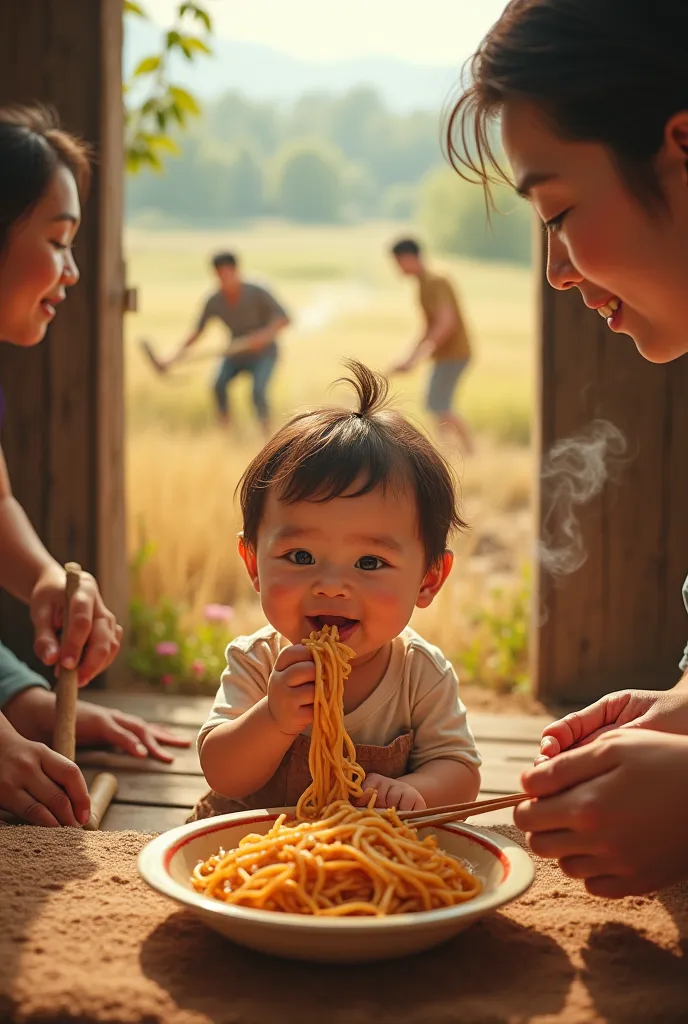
[149,134,181,155]
[133,54,162,76]
[125,150,142,174]
[179,35,212,56]
[177,2,213,31]
[168,101,186,126]
[140,97,161,116]
[193,7,212,32]
[124,0,148,16]
[169,85,201,116]
[142,150,164,172]
[166,29,182,49]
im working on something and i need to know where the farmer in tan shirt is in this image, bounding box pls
[390,238,474,453]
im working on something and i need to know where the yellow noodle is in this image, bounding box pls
[192,626,482,915]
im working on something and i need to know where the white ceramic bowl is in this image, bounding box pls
[138,808,534,963]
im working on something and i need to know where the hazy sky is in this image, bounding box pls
[142,0,510,63]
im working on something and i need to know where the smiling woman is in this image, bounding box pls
[447,0,688,364]
[0,105,189,829]
[0,106,87,347]
[447,0,688,901]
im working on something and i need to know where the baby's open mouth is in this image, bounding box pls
[307,615,359,635]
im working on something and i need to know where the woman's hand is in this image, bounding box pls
[357,773,427,812]
[4,687,190,763]
[30,565,122,684]
[74,702,190,763]
[536,687,688,762]
[0,717,90,827]
[515,728,688,897]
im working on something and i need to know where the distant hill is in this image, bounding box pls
[124,16,462,113]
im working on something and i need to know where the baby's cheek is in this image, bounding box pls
[260,578,299,614]
[368,587,415,633]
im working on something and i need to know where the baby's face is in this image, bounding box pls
[244,483,446,663]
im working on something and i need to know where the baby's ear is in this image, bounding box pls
[237,534,260,593]
[416,550,453,609]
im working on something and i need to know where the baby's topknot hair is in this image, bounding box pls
[239,359,466,567]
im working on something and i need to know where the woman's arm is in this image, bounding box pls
[0,444,121,681]
[0,445,62,603]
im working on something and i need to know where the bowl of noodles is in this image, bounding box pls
[139,807,533,962]
[138,626,533,962]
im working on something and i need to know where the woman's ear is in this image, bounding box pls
[667,111,688,154]
[237,534,260,593]
[416,550,453,609]
[661,111,688,183]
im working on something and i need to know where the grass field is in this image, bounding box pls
[124,221,535,687]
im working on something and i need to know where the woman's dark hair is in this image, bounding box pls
[0,104,91,252]
[446,0,688,208]
[239,360,466,568]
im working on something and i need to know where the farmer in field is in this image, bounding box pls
[389,238,474,454]
[162,251,290,434]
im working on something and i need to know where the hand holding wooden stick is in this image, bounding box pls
[52,562,118,830]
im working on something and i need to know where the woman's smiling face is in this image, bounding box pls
[501,98,688,363]
[0,163,81,348]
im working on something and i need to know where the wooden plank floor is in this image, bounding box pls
[81,692,549,831]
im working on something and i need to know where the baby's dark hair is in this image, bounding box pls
[239,361,466,567]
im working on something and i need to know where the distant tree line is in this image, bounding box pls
[126,87,531,265]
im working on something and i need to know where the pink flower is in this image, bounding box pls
[204,603,234,624]
[192,659,206,676]
[161,674,174,686]
[156,641,179,656]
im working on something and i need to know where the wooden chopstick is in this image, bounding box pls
[397,792,526,827]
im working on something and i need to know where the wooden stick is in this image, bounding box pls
[139,336,259,375]
[84,772,118,831]
[397,792,527,827]
[52,562,118,829]
[52,562,82,760]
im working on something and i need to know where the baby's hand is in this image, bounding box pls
[357,773,427,812]
[267,644,316,736]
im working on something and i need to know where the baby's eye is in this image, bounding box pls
[356,555,385,571]
[286,549,315,565]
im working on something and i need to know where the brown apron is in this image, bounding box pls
[187,730,414,822]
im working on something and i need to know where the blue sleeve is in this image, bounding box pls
[0,641,50,709]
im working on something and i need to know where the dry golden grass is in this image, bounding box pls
[125,221,534,667]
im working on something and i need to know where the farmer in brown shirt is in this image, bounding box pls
[390,238,474,453]
[163,251,289,434]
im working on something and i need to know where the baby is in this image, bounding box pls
[192,360,481,819]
